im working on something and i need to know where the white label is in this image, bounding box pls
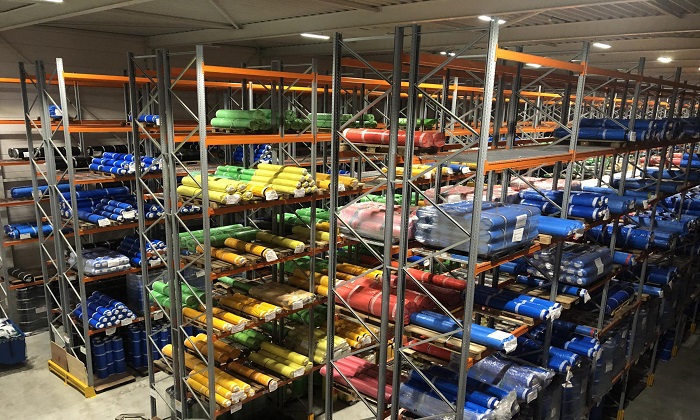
[79,346,86,355]
[294,244,306,254]
[265,190,279,201]
[19,233,31,240]
[121,317,133,326]
[512,228,524,242]
[291,368,303,378]
[447,195,461,203]
[595,258,604,275]
[292,301,302,310]
[150,260,160,267]
[98,218,111,227]
[265,251,278,262]
[293,189,305,198]
[487,330,512,340]
[107,259,121,268]
[566,368,573,382]
[583,291,591,303]
[515,214,527,228]
[605,361,613,372]
[269,381,278,392]
[264,313,275,322]
[153,310,164,320]
[338,184,346,192]
[196,270,205,277]
[35,306,46,314]
[230,403,242,414]
[122,211,136,219]
[224,195,241,205]
[106,327,117,336]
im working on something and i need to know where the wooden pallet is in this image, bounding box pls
[506,283,579,309]
[579,140,626,148]
[178,195,262,209]
[182,245,296,273]
[403,324,485,359]
[339,143,439,155]
[93,372,136,393]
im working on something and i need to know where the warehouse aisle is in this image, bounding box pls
[0,332,161,420]
[623,330,700,419]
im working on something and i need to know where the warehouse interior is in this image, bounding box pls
[0,1,699,419]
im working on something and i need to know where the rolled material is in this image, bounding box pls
[182,174,247,194]
[260,342,311,369]
[177,185,242,205]
[342,128,446,148]
[200,246,247,266]
[256,231,306,253]
[184,336,236,364]
[227,361,279,390]
[189,372,233,400]
[218,294,280,319]
[187,377,232,407]
[410,310,517,352]
[291,225,330,242]
[249,352,304,379]
[182,307,235,332]
[224,237,277,261]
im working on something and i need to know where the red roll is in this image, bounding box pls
[410,340,452,361]
[342,128,445,148]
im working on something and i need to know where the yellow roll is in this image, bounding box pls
[189,372,233,400]
[249,352,300,379]
[182,307,234,332]
[336,263,369,276]
[178,185,240,205]
[224,237,277,261]
[194,333,240,357]
[191,363,249,394]
[207,247,248,266]
[256,231,306,252]
[227,361,278,389]
[228,293,281,313]
[247,181,301,196]
[257,163,308,175]
[257,349,307,372]
[205,307,248,328]
[182,174,247,194]
[187,377,231,408]
[245,184,276,198]
[315,173,358,188]
[260,342,310,368]
[184,336,235,364]
[291,225,330,242]
[218,295,275,319]
[251,175,302,189]
[254,169,306,182]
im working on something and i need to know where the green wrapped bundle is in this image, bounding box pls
[286,304,327,326]
[149,290,171,310]
[216,109,270,120]
[231,329,266,350]
[296,208,330,221]
[211,117,261,130]
[397,117,437,129]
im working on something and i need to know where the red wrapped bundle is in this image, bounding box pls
[335,281,417,324]
[319,355,392,402]
[338,202,414,241]
[400,266,468,291]
[342,128,446,148]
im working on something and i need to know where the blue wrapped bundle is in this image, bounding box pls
[414,201,540,256]
[605,283,635,315]
[519,189,564,203]
[499,260,529,275]
[68,247,131,276]
[468,355,555,401]
[567,204,608,220]
[612,178,682,194]
[399,379,495,420]
[645,168,700,182]
[570,192,607,208]
[409,310,517,352]
[4,222,55,239]
[474,285,561,320]
[10,183,81,198]
[613,251,636,266]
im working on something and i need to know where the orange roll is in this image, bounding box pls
[189,372,233,399]
[183,336,234,364]
[227,361,278,389]
[224,238,276,261]
[182,307,235,332]
[187,377,231,408]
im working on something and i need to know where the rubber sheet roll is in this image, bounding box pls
[410,310,517,352]
[537,216,584,236]
[342,128,446,148]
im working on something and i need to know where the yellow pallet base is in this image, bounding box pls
[617,409,625,420]
[647,374,655,387]
[48,360,96,398]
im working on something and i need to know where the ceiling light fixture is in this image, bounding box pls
[43,0,63,2]
[525,63,542,68]
[440,51,447,55]
[448,52,456,56]
[478,15,506,24]
[300,33,330,40]
[657,56,672,63]
[592,42,611,49]
[570,59,581,62]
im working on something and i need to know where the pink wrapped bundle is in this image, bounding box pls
[338,202,415,241]
[353,374,393,402]
[335,283,417,324]
[403,266,467,291]
[342,128,445,148]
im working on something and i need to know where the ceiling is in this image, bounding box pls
[1,0,699,85]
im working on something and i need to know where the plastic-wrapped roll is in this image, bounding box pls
[249,352,303,379]
[570,192,607,208]
[9,267,34,282]
[253,169,306,182]
[250,175,302,189]
[182,174,247,194]
[255,231,305,253]
[227,361,278,390]
[568,205,606,220]
[537,216,584,237]
[246,180,302,196]
[256,163,307,175]
[189,372,233,400]
[260,342,310,368]
[315,173,358,188]
[245,184,277,200]
[186,377,232,408]
[288,276,328,296]
[218,294,278,318]
[183,337,235,364]
[198,246,247,266]
[291,225,330,242]
[341,128,446,148]
[519,189,564,203]
[223,237,277,261]
[182,307,235,332]
[410,310,517,352]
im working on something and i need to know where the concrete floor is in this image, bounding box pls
[2,330,698,419]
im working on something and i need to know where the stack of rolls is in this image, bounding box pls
[72,291,135,329]
[233,144,272,164]
[4,221,54,239]
[336,318,376,348]
[518,189,610,221]
[342,128,446,148]
[284,325,351,363]
[90,152,160,175]
[210,109,272,132]
[382,163,452,179]
[227,360,279,392]
[320,355,394,403]
[218,293,282,321]
[229,329,267,350]
[68,247,130,276]
[314,172,359,191]
[179,224,308,254]
[118,235,166,266]
[184,333,241,364]
[162,345,251,404]
[10,182,80,199]
[215,163,314,197]
[178,173,253,205]
[223,237,278,261]
[182,307,248,333]
[287,269,340,296]
[249,342,312,379]
[247,282,316,310]
[151,280,204,309]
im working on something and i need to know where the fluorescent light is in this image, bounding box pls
[448,52,456,56]
[592,42,611,49]
[525,63,542,68]
[440,51,447,55]
[657,56,672,63]
[478,15,506,24]
[44,0,63,2]
[570,59,581,62]
[300,33,330,40]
